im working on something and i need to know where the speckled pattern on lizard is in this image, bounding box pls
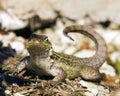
[9,25,107,82]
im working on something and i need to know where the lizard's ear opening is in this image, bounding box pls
[79,65,102,82]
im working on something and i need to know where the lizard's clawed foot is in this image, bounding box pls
[4,61,26,76]
[4,69,17,76]
[4,67,23,77]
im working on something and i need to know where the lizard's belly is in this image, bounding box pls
[27,58,81,79]
[55,63,80,79]
[65,67,80,79]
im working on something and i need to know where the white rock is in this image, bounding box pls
[97,86,109,96]
[110,52,120,63]
[80,80,110,96]
[0,35,3,41]
[11,41,25,54]
[100,62,116,76]
[75,50,95,58]
[79,80,98,95]
[2,39,10,47]
[5,90,11,95]
[1,32,16,46]
[0,9,28,30]
[113,33,120,48]
[16,37,25,43]
[96,29,119,44]
[14,93,24,96]
[84,92,94,96]
[96,29,120,49]
[64,46,77,55]
[4,32,16,41]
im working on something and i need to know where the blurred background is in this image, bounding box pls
[0,0,120,96]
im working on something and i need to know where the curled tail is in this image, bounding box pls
[63,25,107,69]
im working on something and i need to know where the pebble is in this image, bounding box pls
[0,32,26,54]
[75,50,95,58]
[64,46,77,55]
[5,90,12,95]
[0,9,28,30]
[84,92,94,96]
[100,62,116,76]
[10,41,25,54]
[80,80,99,95]
[97,29,120,48]
[80,80,110,96]
[110,52,120,63]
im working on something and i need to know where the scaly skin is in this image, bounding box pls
[12,25,107,82]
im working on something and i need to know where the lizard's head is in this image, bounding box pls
[27,34,52,55]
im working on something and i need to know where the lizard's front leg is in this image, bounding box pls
[5,57,29,76]
[49,66,67,82]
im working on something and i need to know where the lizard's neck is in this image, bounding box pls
[29,49,53,59]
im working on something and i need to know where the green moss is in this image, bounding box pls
[115,58,120,76]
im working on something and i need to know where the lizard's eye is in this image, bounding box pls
[43,38,51,45]
[44,38,49,42]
